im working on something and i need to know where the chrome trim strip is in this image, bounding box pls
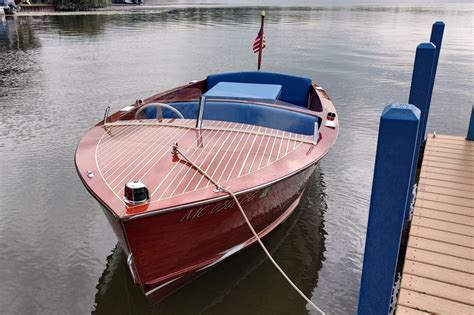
[197,243,245,272]
[145,276,183,297]
[127,253,139,284]
[196,96,206,129]
[313,121,319,145]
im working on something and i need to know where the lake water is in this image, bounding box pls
[0,2,472,314]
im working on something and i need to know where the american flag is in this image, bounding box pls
[252,29,266,53]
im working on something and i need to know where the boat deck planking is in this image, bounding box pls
[76,118,330,218]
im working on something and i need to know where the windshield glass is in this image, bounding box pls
[131,91,318,137]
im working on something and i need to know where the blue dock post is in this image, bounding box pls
[467,106,474,141]
[358,104,420,315]
[422,21,445,140]
[408,42,436,147]
[404,43,437,220]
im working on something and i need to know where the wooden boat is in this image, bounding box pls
[75,71,338,301]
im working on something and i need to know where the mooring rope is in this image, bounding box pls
[171,143,325,315]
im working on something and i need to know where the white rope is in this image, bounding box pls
[172,143,325,315]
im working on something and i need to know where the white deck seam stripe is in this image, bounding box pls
[100,125,165,173]
[103,124,184,184]
[225,125,257,182]
[204,122,243,188]
[160,121,229,198]
[193,124,240,191]
[108,126,189,190]
[216,124,251,184]
[237,126,262,178]
[152,121,227,198]
[180,122,233,194]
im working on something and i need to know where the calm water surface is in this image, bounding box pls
[0,3,472,314]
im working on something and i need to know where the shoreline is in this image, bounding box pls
[2,2,471,17]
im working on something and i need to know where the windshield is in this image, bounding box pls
[130,88,319,136]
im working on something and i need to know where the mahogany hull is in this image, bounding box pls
[106,164,316,301]
[76,73,339,302]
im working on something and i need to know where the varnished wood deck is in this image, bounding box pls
[396,134,474,315]
[96,119,311,203]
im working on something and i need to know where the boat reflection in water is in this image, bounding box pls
[93,170,328,314]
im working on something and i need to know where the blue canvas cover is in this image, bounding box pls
[206,71,312,108]
[204,82,282,103]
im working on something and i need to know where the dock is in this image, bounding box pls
[396,134,473,314]
[357,21,474,315]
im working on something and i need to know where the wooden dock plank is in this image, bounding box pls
[421,166,473,179]
[416,191,473,208]
[414,207,474,226]
[430,134,474,143]
[418,183,474,199]
[415,199,473,217]
[411,216,474,237]
[425,140,474,151]
[423,154,474,166]
[408,236,474,259]
[398,289,474,314]
[430,138,474,148]
[423,149,474,161]
[429,134,474,145]
[425,142,473,153]
[401,275,474,305]
[423,160,474,172]
[424,145,474,156]
[409,225,473,248]
[405,247,473,273]
[418,177,474,192]
[403,260,474,289]
[420,170,474,185]
[395,305,430,315]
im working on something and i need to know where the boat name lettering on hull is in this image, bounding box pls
[180,190,262,222]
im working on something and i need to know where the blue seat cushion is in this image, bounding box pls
[206,72,312,108]
[157,101,318,135]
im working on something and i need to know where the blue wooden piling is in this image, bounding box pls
[467,106,474,141]
[424,21,445,139]
[408,42,436,148]
[405,42,437,220]
[358,104,420,315]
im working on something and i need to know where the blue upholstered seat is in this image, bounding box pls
[206,72,312,108]
[156,101,318,135]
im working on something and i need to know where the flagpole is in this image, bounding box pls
[257,11,265,70]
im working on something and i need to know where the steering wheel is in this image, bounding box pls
[135,103,185,119]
